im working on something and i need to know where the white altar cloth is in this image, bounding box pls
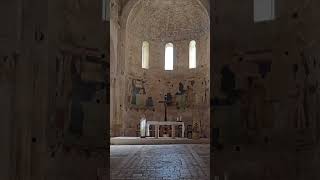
[146,121,185,138]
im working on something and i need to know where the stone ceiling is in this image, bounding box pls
[127,0,209,42]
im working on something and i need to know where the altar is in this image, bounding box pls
[139,94,185,139]
[145,121,185,139]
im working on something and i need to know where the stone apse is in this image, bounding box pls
[110,0,210,138]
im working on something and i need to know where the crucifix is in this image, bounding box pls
[158,95,168,121]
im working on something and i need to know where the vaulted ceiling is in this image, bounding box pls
[126,0,209,42]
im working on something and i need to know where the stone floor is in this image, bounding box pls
[111,137,210,145]
[110,144,210,180]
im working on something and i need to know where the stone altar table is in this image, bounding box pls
[146,121,185,139]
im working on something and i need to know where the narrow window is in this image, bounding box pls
[142,41,149,69]
[102,0,109,21]
[254,0,275,22]
[165,43,174,70]
[189,40,197,69]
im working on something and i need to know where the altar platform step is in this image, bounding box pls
[110,137,210,145]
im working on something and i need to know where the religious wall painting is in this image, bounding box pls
[186,85,194,107]
[55,107,66,131]
[299,47,320,129]
[176,94,187,110]
[220,65,236,96]
[130,79,147,108]
[68,57,84,136]
[50,52,71,143]
[127,95,131,105]
[177,82,186,95]
[175,82,187,110]
[65,51,107,137]
[191,80,195,86]
[215,65,239,106]
[44,49,108,154]
[256,62,271,79]
[145,97,154,109]
[55,55,65,97]
[205,87,209,104]
[200,78,210,104]
[166,93,173,106]
[135,89,146,107]
[0,56,10,81]
[130,79,140,105]
[293,64,298,80]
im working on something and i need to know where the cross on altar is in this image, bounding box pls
[158,95,169,121]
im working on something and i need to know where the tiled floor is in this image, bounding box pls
[110,137,210,145]
[110,144,210,180]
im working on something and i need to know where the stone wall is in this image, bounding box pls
[0,2,18,177]
[45,0,109,179]
[123,36,210,137]
[212,0,320,179]
[0,0,50,178]
[110,0,122,137]
[0,0,109,179]
[3,0,320,179]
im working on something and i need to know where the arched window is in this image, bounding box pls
[142,41,149,69]
[189,40,197,69]
[165,43,174,70]
[102,0,109,21]
[254,0,275,22]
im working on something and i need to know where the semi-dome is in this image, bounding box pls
[127,0,209,42]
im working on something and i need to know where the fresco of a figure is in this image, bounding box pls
[146,97,154,108]
[68,58,106,137]
[186,85,194,108]
[176,82,187,110]
[136,88,147,107]
[130,79,146,107]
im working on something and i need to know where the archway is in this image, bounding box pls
[110,0,211,179]
[111,0,210,139]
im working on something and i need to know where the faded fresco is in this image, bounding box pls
[125,74,210,137]
[47,48,107,152]
[128,78,208,111]
[130,79,147,107]
[212,47,320,149]
[175,82,187,110]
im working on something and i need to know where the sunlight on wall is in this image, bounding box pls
[165,43,174,70]
[189,40,196,69]
[142,41,149,69]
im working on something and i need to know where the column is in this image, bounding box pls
[182,123,185,138]
[172,125,175,139]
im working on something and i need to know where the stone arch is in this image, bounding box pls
[122,0,209,26]
[114,0,210,137]
[118,0,210,74]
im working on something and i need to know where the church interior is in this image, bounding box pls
[1,0,320,179]
[110,0,210,140]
